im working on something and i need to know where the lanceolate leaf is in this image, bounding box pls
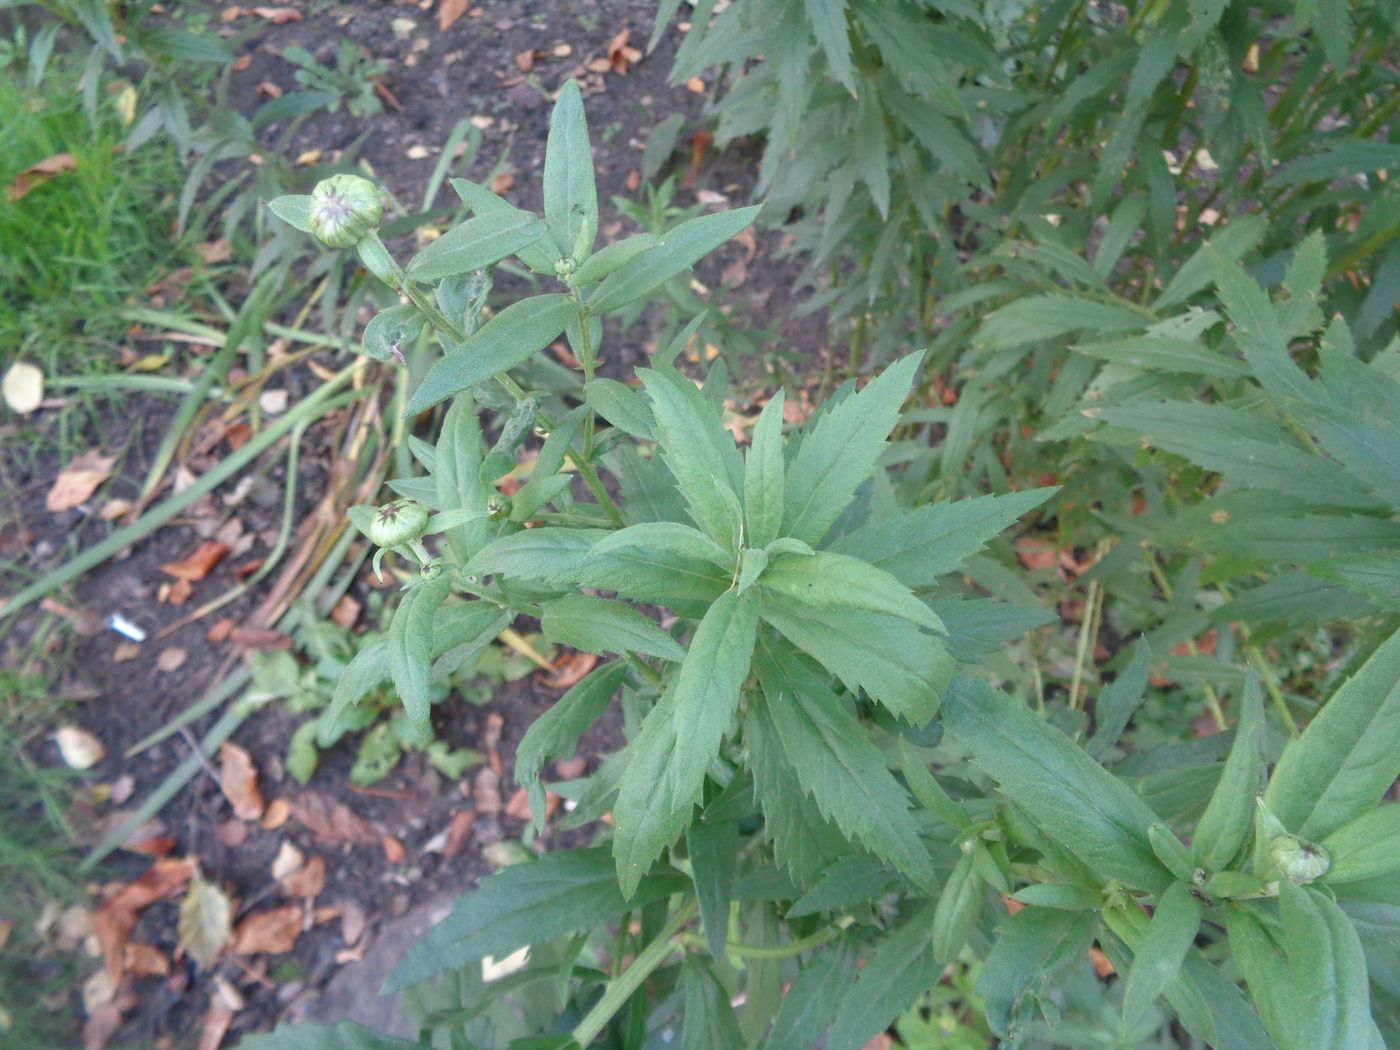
[404,209,548,282]
[434,398,493,564]
[407,295,577,414]
[588,206,762,313]
[1193,675,1266,871]
[687,816,738,958]
[542,80,598,259]
[680,960,744,1050]
[1265,626,1400,841]
[976,906,1096,1042]
[764,938,857,1050]
[1086,639,1151,759]
[1122,881,1204,1029]
[744,390,786,548]
[830,488,1055,589]
[515,661,628,832]
[613,589,759,895]
[760,550,941,630]
[1320,806,1400,885]
[638,367,744,548]
[321,638,389,744]
[825,904,939,1049]
[237,1020,421,1050]
[465,528,609,584]
[540,594,686,662]
[941,677,1172,893]
[388,574,453,743]
[754,641,936,889]
[584,377,654,440]
[383,848,686,992]
[1278,882,1385,1050]
[782,352,924,545]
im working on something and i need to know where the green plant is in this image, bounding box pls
[283,39,387,119]
[244,79,1400,1049]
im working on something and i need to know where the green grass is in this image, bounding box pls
[0,49,193,378]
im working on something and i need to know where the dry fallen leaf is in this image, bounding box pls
[124,942,170,977]
[6,152,76,202]
[439,0,470,30]
[96,857,196,980]
[606,28,643,74]
[442,810,477,861]
[55,726,105,769]
[177,871,232,971]
[250,4,301,22]
[262,797,291,829]
[281,855,325,900]
[2,360,43,414]
[539,650,598,689]
[290,791,379,844]
[218,742,264,820]
[330,594,361,629]
[232,904,303,955]
[47,450,117,512]
[230,626,292,650]
[157,647,188,673]
[196,1000,236,1050]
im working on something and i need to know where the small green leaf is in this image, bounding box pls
[760,550,942,631]
[744,389,786,548]
[236,1020,421,1050]
[1320,805,1400,886]
[388,574,453,743]
[320,638,389,745]
[1122,881,1204,1030]
[687,816,738,958]
[434,399,493,564]
[404,210,548,282]
[825,904,939,1050]
[267,194,313,234]
[976,906,1096,1041]
[1087,639,1151,759]
[584,378,654,439]
[588,206,762,314]
[1193,675,1266,871]
[407,294,577,414]
[543,80,598,260]
[568,232,658,286]
[540,594,685,661]
[932,852,983,964]
[680,959,745,1050]
[360,305,425,362]
[764,939,857,1050]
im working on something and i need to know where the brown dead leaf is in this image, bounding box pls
[161,540,230,582]
[382,834,407,863]
[290,791,379,845]
[1014,538,1058,572]
[97,857,196,980]
[439,0,469,30]
[1089,946,1116,978]
[539,650,598,689]
[330,594,361,629]
[281,855,325,900]
[504,787,532,821]
[250,5,301,22]
[442,810,477,861]
[196,1000,236,1050]
[164,578,194,605]
[606,28,642,74]
[156,647,188,673]
[215,819,249,848]
[625,168,641,192]
[100,498,133,521]
[177,872,232,971]
[232,53,252,72]
[207,618,235,643]
[232,904,303,955]
[256,80,284,98]
[47,449,116,512]
[490,169,516,194]
[219,742,264,820]
[230,626,292,650]
[7,152,76,202]
[549,340,581,369]
[262,797,291,830]
[515,48,544,72]
[124,942,170,977]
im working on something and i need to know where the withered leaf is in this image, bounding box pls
[218,742,265,820]
[439,0,469,30]
[160,540,230,582]
[47,450,116,512]
[177,871,232,970]
[290,791,379,844]
[7,152,76,202]
[539,650,598,689]
[280,855,325,900]
[97,857,196,980]
[232,904,303,955]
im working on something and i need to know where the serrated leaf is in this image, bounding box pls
[540,594,685,661]
[744,390,786,548]
[613,589,758,895]
[405,210,548,283]
[638,367,744,548]
[543,80,597,259]
[680,959,744,1050]
[764,938,857,1050]
[754,641,936,889]
[515,661,628,833]
[1265,627,1400,841]
[782,352,924,546]
[825,904,939,1049]
[805,0,855,93]
[407,295,577,414]
[588,206,762,314]
[941,677,1172,893]
[236,1021,421,1050]
[978,295,1146,353]
[1207,247,1311,403]
[465,527,608,583]
[760,550,941,630]
[384,848,686,992]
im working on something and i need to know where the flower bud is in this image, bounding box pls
[308,174,383,248]
[1269,835,1330,885]
[369,499,429,549]
[554,256,576,278]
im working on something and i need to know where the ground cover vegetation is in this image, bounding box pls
[1,0,1398,1046]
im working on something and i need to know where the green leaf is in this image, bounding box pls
[591,521,732,570]
[764,939,857,1050]
[976,906,1096,1042]
[267,195,313,234]
[1071,334,1251,377]
[1208,247,1311,403]
[736,546,767,594]
[941,677,1172,893]
[638,367,744,548]
[1122,881,1204,1030]
[1086,639,1151,759]
[543,80,598,260]
[680,959,744,1050]
[1010,883,1101,910]
[434,399,493,564]
[826,905,939,1049]
[540,594,685,662]
[830,489,1054,590]
[788,856,901,918]
[782,352,924,546]
[613,589,759,895]
[407,294,577,414]
[320,638,389,745]
[383,847,686,992]
[1322,806,1400,886]
[743,390,786,548]
[760,551,941,630]
[1265,627,1400,840]
[235,1020,420,1050]
[465,527,606,584]
[759,595,952,726]
[584,378,654,439]
[405,210,548,282]
[588,206,762,314]
[569,234,661,288]
[360,305,425,362]
[515,661,628,832]
[1193,675,1266,870]
[687,817,738,958]
[1278,882,1385,1049]
[388,575,453,743]
[932,853,983,964]
[450,176,559,273]
[1228,905,1293,1043]
[571,541,731,616]
[754,641,937,889]
[977,295,1146,352]
[805,0,855,93]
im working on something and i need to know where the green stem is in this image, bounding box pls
[675,924,841,959]
[571,901,697,1047]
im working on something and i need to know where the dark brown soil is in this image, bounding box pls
[2,2,829,1047]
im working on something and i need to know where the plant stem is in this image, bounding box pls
[675,924,840,959]
[571,901,698,1047]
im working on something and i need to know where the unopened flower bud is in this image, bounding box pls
[1269,835,1330,885]
[554,256,576,278]
[370,499,429,549]
[308,174,383,248]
